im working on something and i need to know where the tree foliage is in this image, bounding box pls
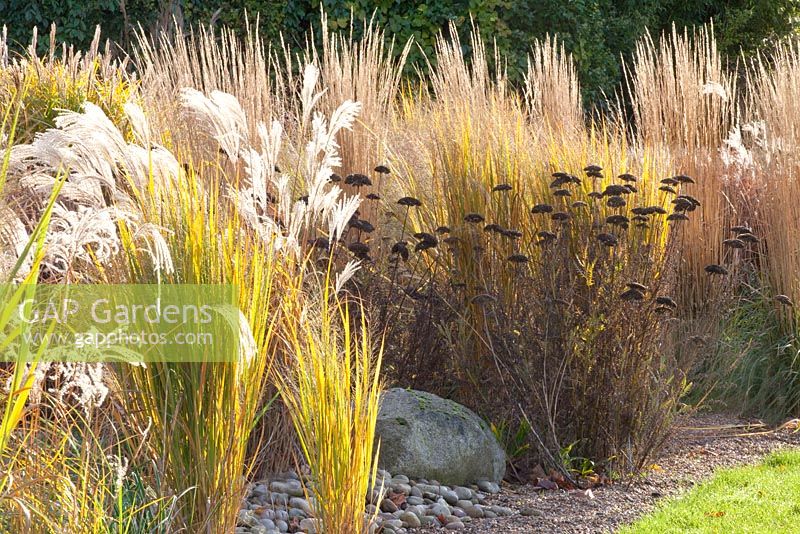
[1,0,798,106]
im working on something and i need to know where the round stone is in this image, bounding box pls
[399,511,421,528]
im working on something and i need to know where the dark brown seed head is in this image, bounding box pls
[705,264,729,275]
[345,173,372,187]
[660,177,679,186]
[391,241,409,261]
[654,306,673,314]
[620,288,645,301]
[678,194,700,206]
[572,201,589,209]
[587,170,604,179]
[551,211,570,222]
[776,295,794,307]
[550,176,569,188]
[502,229,524,239]
[584,164,603,173]
[667,213,689,221]
[484,223,504,233]
[625,184,638,193]
[723,238,745,249]
[603,184,629,196]
[537,230,557,240]
[606,214,629,226]
[673,174,695,184]
[618,173,638,182]
[329,173,342,182]
[569,174,582,185]
[414,232,437,245]
[627,282,649,292]
[415,240,437,252]
[607,196,627,208]
[435,225,451,234]
[298,194,309,203]
[649,206,668,215]
[659,185,677,194]
[655,296,677,308]
[531,204,554,214]
[588,191,604,199]
[508,254,530,263]
[309,237,330,250]
[597,233,618,246]
[553,188,572,197]
[632,207,648,215]
[464,213,485,223]
[366,193,381,200]
[731,225,753,234]
[348,242,370,258]
[351,219,375,233]
[398,196,422,207]
[374,165,391,174]
[492,183,513,192]
[738,233,759,243]
[632,215,649,222]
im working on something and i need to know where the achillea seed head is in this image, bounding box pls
[606,214,629,226]
[508,254,530,263]
[660,178,679,186]
[731,225,753,234]
[351,219,375,233]
[659,185,677,194]
[620,288,645,301]
[626,282,648,292]
[649,206,668,215]
[345,173,372,187]
[366,193,381,200]
[572,201,588,209]
[723,238,745,249]
[537,231,557,240]
[531,204,554,214]
[584,164,603,173]
[435,225,451,234]
[624,184,638,193]
[398,196,422,207]
[492,183,513,192]
[672,198,694,212]
[667,213,689,222]
[632,215,649,222]
[738,233,759,243]
[618,173,638,182]
[586,170,604,179]
[484,223,504,233]
[553,188,571,197]
[588,191,604,199]
[374,165,391,174]
[551,211,570,222]
[705,264,729,275]
[502,229,523,239]
[464,213,485,223]
[413,232,437,245]
[654,305,673,314]
[607,196,626,208]
[348,242,370,259]
[603,184,628,196]
[550,177,569,188]
[391,241,409,261]
[672,174,695,184]
[597,233,618,246]
[329,173,342,182]
[655,296,677,308]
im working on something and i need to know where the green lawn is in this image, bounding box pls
[621,449,800,534]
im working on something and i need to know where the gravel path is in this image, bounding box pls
[447,413,800,533]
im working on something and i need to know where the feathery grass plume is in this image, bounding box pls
[277,270,383,534]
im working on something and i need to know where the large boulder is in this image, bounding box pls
[375,388,505,485]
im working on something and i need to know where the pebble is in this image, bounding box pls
[520,506,542,516]
[240,470,512,533]
[477,480,501,494]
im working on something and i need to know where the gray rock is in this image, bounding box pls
[406,496,424,506]
[238,510,259,527]
[410,486,423,497]
[383,519,403,529]
[456,499,472,509]
[451,508,466,518]
[445,521,465,530]
[399,511,421,527]
[464,505,484,518]
[483,510,498,518]
[275,519,288,532]
[375,389,505,485]
[454,486,473,501]
[269,493,290,507]
[520,506,542,516]
[431,504,451,517]
[380,498,399,513]
[259,518,276,529]
[270,480,304,498]
[392,482,412,495]
[441,490,459,505]
[477,480,501,494]
[288,508,306,519]
[289,497,313,516]
[298,518,319,533]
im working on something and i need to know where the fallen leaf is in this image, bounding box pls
[780,418,800,431]
[705,511,725,518]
